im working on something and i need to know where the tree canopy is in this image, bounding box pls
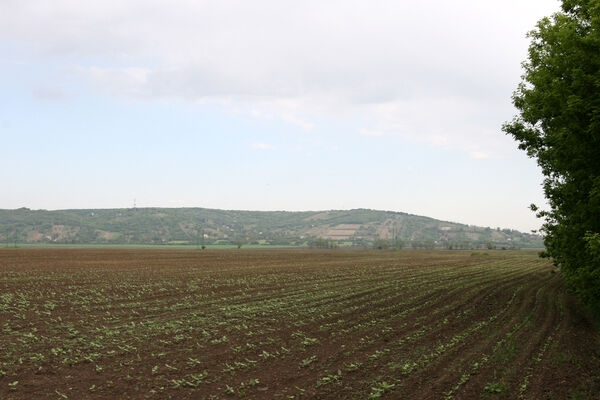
[503,0,600,314]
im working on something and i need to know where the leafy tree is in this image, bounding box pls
[423,240,435,250]
[373,238,390,250]
[392,237,405,250]
[503,0,600,314]
[311,237,338,249]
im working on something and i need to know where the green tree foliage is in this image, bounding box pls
[373,238,390,250]
[0,208,545,248]
[411,241,422,249]
[392,237,405,250]
[423,240,435,250]
[311,237,338,249]
[503,0,600,314]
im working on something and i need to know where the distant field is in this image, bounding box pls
[6,243,301,250]
[0,249,598,399]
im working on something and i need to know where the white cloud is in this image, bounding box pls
[279,113,314,130]
[0,0,560,156]
[359,129,384,137]
[470,151,490,159]
[32,86,66,101]
[83,66,150,96]
[251,142,275,151]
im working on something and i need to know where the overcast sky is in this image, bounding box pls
[0,0,561,232]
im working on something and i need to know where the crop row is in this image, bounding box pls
[1,249,597,399]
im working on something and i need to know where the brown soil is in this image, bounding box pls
[0,248,598,400]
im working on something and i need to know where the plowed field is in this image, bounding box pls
[1,249,598,399]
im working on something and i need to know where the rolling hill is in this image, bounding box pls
[0,207,543,248]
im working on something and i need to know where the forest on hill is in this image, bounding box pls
[0,207,543,248]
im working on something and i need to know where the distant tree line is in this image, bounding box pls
[310,237,339,249]
[373,238,404,250]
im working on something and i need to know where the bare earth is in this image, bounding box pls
[0,248,598,399]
